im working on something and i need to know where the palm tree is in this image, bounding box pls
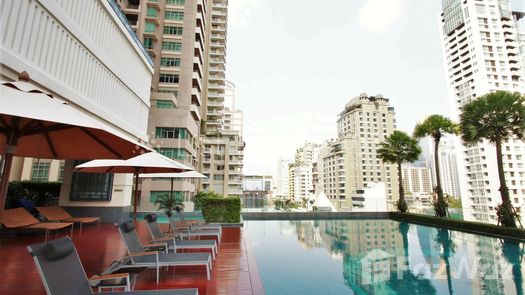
[154,193,183,218]
[460,91,525,228]
[413,115,459,217]
[378,131,422,213]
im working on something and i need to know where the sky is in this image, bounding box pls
[226,0,451,177]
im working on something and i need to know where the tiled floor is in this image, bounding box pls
[0,222,264,295]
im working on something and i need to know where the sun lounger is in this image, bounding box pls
[175,211,222,234]
[0,207,73,241]
[36,206,100,233]
[169,218,221,242]
[27,236,199,295]
[113,221,212,283]
[144,214,217,260]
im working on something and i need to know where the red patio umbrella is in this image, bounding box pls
[0,73,149,211]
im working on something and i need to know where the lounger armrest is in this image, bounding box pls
[151,236,174,242]
[89,273,131,291]
[144,242,168,252]
[89,273,130,280]
[126,251,159,258]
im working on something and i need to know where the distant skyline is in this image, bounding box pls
[227,0,450,176]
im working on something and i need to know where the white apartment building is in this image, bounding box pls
[421,138,462,199]
[276,157,293,198]
[1,0,154,221]
[329,94,399,210]
[288,143,320,202]
[440,0,525,223]
[200,1,245,198]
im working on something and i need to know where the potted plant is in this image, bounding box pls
[154,193,183,218]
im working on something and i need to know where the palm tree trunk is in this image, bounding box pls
[495,138,510,203]
[495,138,516,227]
[434,136,447,217]
[397,162,407,212]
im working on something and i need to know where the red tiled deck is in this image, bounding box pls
[0,222,264,295]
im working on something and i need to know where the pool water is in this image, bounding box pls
[132,212,203,223]
[244,220,524,295]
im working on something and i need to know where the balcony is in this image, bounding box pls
[190,104,201,122]
[124,5,140,14]
[191,88,202,106]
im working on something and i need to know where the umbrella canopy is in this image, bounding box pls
[75,152,194,221]
[138,171,207,179]
[0,77,149,210]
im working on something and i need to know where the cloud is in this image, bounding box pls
[228,0,259,29]
[358,0,408,33]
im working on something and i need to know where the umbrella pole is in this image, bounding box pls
[0,151,15,210]
[0,131,19,211]
[133,172,139,222]
[170,177,174,205]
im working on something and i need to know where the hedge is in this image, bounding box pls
[6,181,61,209]
[201,197,241,223]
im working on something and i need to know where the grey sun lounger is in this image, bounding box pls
[27,236,199,295]
[175,211,222,234]
[144,214,218,260]
[169,218,221,242]
[113,221,212,283]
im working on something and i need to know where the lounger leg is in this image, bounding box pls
[79,222,83,235]
[71,224,74,237]
[212,247,216,260]
[206,264,210,280]
[45,229,49,242]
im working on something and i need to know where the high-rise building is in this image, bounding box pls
[276,157,293,198]
[200,1,244,198]
[439,0,525,223]
[420,138,462,199]
[288,143,321,202]
[118,0,209,211]
[401,162,433,208]
[322,94,398,211]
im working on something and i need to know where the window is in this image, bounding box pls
[70,161,113,201]
[165,11,184,20]
[155,148,187,160]
[164,26,183,35]
[147,7,157,17]
[158,89,178,97]
[145,22,156,33]
[58,162,65,181]
[143,38,154,49]
[167,0,185,5]
[31,162,50,181]
[160,57,181,67]
[162,41,182,51]
[155,127,189,139]
[159,73,179,83]
[156,100,175,109]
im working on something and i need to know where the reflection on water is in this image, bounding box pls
[245,219,525,295]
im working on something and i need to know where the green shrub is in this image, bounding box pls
[201,197,241,223]
[6,181,61,209]
[194,191,221,210]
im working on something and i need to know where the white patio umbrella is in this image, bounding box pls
[0,74,149,210]
[75,152,194,221]
[139,171,207,208]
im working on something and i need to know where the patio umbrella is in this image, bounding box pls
[75,152,194,221]
[0,74,149,210]
[139,171,207,208]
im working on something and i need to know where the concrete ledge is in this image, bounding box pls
[389,212,525,241]
[242,211,390,220]
[219,223,244,228]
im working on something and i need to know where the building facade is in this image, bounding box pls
[440,0,525,223]
[1,0,154,220]
[200,2,245,198]
[288,143,321,202]
[275,157,293,198]
[118,0,209,211]
[323,94,399,211]
[242,175,272,208]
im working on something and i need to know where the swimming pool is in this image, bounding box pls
[244,219,524,295]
